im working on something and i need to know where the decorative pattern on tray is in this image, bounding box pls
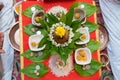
[20,0,102,80]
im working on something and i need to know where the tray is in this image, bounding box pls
[20,0,101,80]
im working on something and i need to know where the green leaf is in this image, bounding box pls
[72,32,82,41]
[64,47,73,54]
[58,47,72,63]
[38,36,47,48]
[71,2,98,17]
[87,39,101,53]
[68,42,75,49]
[40,29,48,36]
[44,41,52,50]
[70,32,82,49]
[71,20,82,32]
[23,5,43,18]
[24,24,48,36]
[75,59,102,76]
[46,13,59,26]
[21,63,48,78]
[49,45,58,55]
[40,19,50,32]
[85,21,99,32]
[24,24,37,36]
[60,12,66,23]
[21,50,50,62]
[65,8,74,26]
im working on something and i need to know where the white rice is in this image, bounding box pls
[49,54,74,77]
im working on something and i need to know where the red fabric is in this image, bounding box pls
[22,0,100,80]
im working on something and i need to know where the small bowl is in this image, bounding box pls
[100,53,109,67]
[8,22,20,51]
[98,24,109,51]
[32,10,45,26]
[73,7,86,23]
[28,32,46,51]
[75,47,92,65]
[76,27,90,45]
[13,1,22,15]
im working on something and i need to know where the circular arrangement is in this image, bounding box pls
[21,2,102,78]
[49,22,74,47]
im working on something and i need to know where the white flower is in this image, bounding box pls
[49,22,74,47]
[49,54,73,77]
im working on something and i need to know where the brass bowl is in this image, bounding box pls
[8,22,20,51]
[100,53,109,67]
[98,24,109,51]
[13,1,22,15]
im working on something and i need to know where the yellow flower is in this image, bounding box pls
[55,26,66,38]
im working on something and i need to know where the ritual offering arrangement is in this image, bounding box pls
[20,0,102,80]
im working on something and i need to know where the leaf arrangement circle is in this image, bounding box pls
[21,2,102,78]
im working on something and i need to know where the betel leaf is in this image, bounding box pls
[24,24,36,35]
[44,41,52,50]
[72,32,82,41]
[68,42,76,49]
[71,20,82,32]
[65,8,74,26]
[58,48,67,62]
[75,59,102,76]
[46,13,59,26]
[21,63,48,78]
[39,19,50,32]
[71,2,97,17]
[49,45,58,55]
[24,24,48,36]
[68,41,81,50]
[60,12,66,23]
[23,5,43,18]
[85,21,99,32]
[64,47,73,55]
[87,39,101,53]
[40,29,48,36]
[58,47,72,63]
[21,50,50,62]
[38,36,48,48]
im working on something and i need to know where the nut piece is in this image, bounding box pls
[34,70,37,74]
[30,52,34,57]
[36,72,39,76]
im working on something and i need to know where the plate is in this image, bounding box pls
[8,22,20,51]
[98,24,109,51]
